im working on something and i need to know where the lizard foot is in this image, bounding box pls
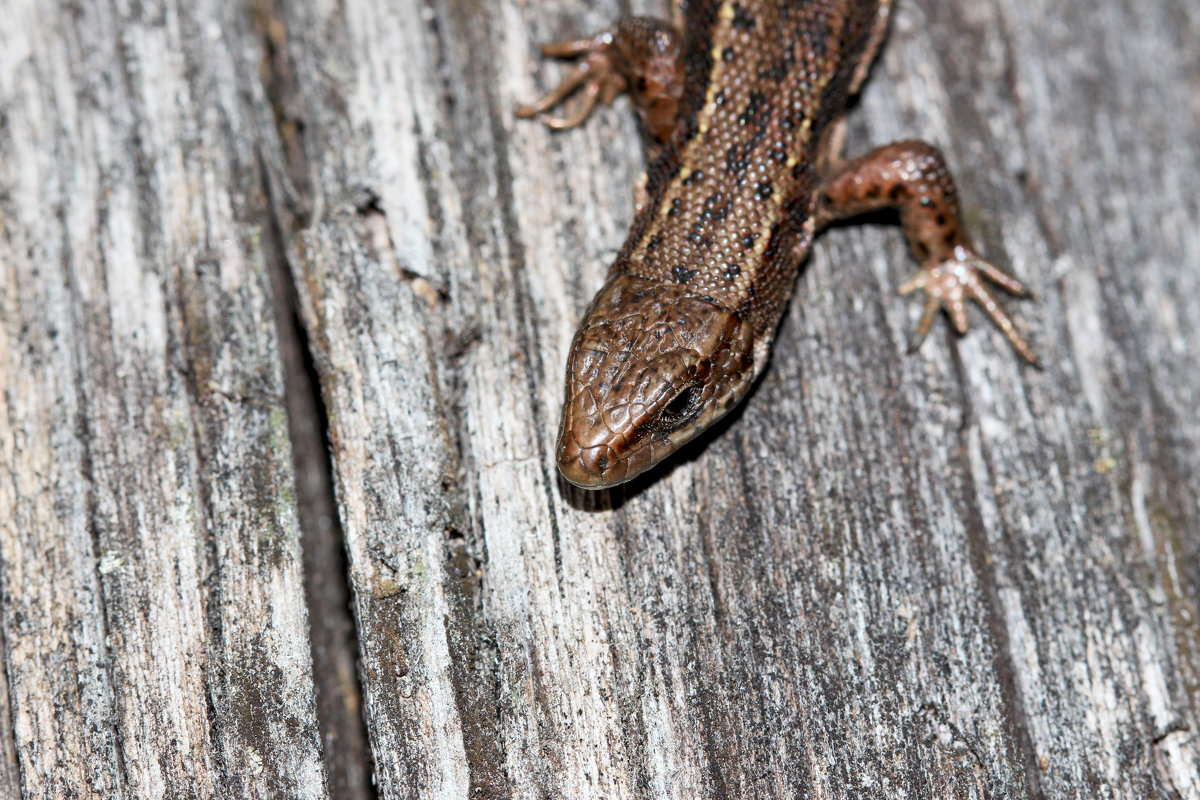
[516,33,626,131]
[899,245,1037,365]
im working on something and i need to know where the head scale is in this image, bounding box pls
[556,274,757,488]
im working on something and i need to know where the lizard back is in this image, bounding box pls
[620,0,889,336]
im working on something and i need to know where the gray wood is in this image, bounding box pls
[0,0,326,797]
[1,0,1198,798]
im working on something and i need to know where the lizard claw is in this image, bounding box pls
[899,245,1037,365]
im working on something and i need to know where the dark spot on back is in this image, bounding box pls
[739,91,768,127]
[809,18,831,58]
[782,101,812,137]
[761,46,796,82]
[725,141,760,176]
[732,3,756,31]
[672,265,696,284]
[702,192,729,223]
[756,181,773,201]
[678,115,699,142]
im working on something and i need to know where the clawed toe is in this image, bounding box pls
[902,252,1037,364]
[516,34,625,131]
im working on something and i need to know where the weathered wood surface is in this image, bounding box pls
[1,0,1198,798]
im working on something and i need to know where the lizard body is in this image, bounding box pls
[519,0,1033,488]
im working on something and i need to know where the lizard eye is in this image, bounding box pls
[658,383,702,427]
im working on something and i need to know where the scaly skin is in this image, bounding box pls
[519,0,1034,488]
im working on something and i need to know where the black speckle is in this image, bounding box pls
[935,213,947,226]
[725,143,753,176]
[756,181,773,201]
[888,183,904,201]
[724,262,742,281]
[673,265,696,284]
[713,90,727,106]
[741,232,759,250]
[732,3,756,31]
[781,106,808,132]
[702,192,729,223]
[722,46,735,62]
[596,455,609,472]
[678,114,699,142]
[647,234,662,252]
[739,91,767,127]
[809,19,831,58]
[761,47,797,82]
[669,197,683,217]
[682,169,705,186]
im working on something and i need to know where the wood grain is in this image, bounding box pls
[0,0,325,797]
[1,0,1197,798]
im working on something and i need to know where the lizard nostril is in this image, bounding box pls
[571,445,617,481]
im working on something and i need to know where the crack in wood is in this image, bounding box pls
[253,3,377,796]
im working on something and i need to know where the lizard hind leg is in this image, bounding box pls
[815,140,1037,364]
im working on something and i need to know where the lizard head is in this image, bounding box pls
[555,274,759,488]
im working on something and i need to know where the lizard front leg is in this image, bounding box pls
[815,140,1037,364]
[517,17,685,151]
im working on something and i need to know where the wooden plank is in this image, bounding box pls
[0,0,1197,798]
[273,0,1200,796]
[0,1,327,797]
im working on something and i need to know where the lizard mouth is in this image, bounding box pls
[555,428,667,489]
[555,377,717,488]
[555,384,689,488]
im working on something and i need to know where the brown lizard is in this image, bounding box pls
[519,0,1034,488]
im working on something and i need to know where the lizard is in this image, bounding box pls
[517,0,1035,488]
